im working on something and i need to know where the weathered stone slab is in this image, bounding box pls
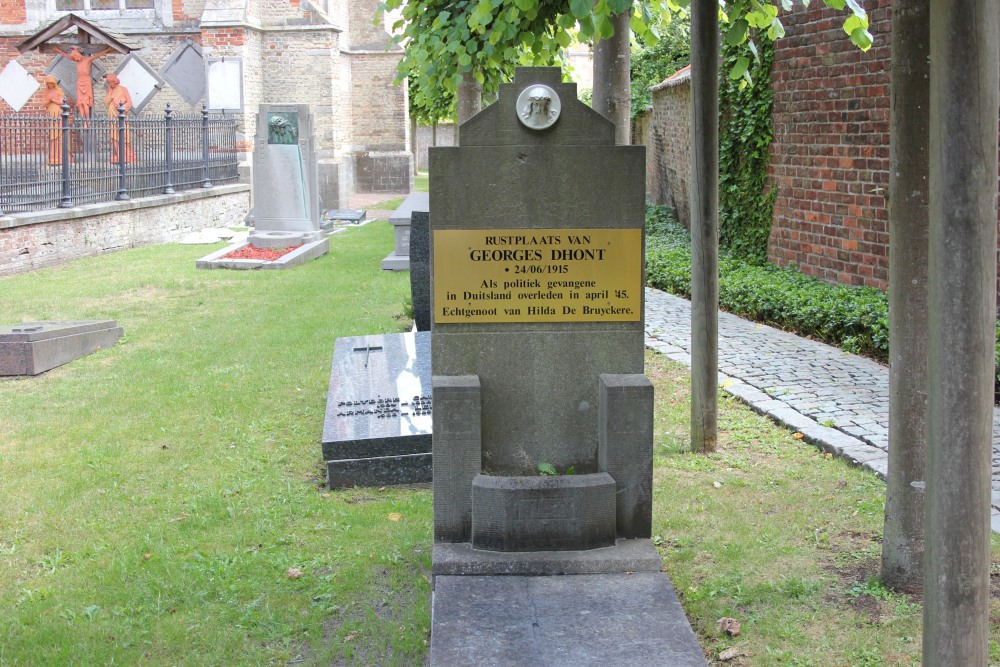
[430,573,708,667]
[324,209,366,224]
[409,211,430,331]
[0,321,123,376]
[322,331,432,487]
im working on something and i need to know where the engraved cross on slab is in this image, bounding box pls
[353,344,383,368]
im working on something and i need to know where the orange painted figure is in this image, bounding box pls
[51,46,113,119]
[41,75,70,165]
[104,74,136,164]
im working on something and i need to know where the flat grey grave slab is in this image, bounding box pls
[0,321,123,376]
[322,331,432,487]
[430,572,708,667]
[324,208,366,223]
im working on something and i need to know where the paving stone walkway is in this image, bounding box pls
[643,287,1000,532]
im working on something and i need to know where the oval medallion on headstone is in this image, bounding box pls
[516,84,561,130]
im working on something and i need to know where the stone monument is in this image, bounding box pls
[382,192,429,271]
[197,104,329,269]
[427,68,706,666]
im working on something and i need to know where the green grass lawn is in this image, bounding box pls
[0,223,996,665]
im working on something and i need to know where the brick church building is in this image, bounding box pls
[0,0,412,209]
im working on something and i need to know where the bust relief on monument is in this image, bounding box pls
[516,84,561,130]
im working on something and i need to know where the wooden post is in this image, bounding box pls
[689,0,719,453]
[923,0,999,662]
[881,0,929,593]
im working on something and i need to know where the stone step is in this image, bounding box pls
[326,452,432,489]
[430,572,707,667]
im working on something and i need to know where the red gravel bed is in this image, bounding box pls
[222,244,302,261]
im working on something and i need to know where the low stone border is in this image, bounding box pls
[195,237,329,270]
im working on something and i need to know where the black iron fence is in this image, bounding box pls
[0,103,240,215]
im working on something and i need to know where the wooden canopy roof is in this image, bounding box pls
[16,13,135,55]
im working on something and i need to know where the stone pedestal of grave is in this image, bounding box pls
[321,332,432,487]
[427,68,706,666]
[382,192,429,271]
[0,321,123,375]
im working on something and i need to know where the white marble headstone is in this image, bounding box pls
[206,59,242,111]
[115,55,164,114]
[0,61,40,112]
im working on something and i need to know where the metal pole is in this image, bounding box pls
[59,98,73,208]
[116,101,129,201]
[164,103,175,194]
[201,103,212,188]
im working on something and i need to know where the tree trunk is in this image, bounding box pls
[592,9,632,144]
[881,0,929,594]
[923,0,999,663]
[689,0,719,453]
[456,70,482,128]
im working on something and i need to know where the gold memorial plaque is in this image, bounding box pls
[433,228,642,323]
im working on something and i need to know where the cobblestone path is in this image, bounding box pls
[643,287,1000,531]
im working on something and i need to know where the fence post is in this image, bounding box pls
[59,98,73,208]
[116,101,129,201]
[163,103,175,194]
[201,103,212,188]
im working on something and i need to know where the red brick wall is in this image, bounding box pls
[766,0,892,288]
[0,0,25,25]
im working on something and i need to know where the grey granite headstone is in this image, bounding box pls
[251,104,320,244]
[382,192,429,271]
[322,331,432,487]
[431,67,651,550]
[0,321,123,376]
[428,67,702,667]
[409,211,430,331]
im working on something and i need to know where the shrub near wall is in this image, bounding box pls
[644,205,1000,399]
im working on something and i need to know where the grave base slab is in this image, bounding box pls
[327,452,431,488]
[0,321,123,376]
[432,538,662,576]
[430,572,707,667]
[195,238,328,270]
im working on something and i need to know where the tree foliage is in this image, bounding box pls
[630,11,690,118]
[381,0,873,123]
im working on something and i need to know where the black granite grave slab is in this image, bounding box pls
[0,321,123,376]
[408,211,430,331]
[322,331,432,488]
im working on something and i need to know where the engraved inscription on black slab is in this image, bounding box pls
[322,331,432,462]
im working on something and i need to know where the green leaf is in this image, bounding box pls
[845,0,866,17]
[843,14,867,36]
[565,466,576,475]
[823,0,846,9]
[513,0,534,10]
[570,0,592,19]
[458,52,472,66]
[768,17,785,40]
[850,26,873,51]
[537,462,557,476]
[555,29,572,47]
[725,19,749,46]
[729,55,750,80]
